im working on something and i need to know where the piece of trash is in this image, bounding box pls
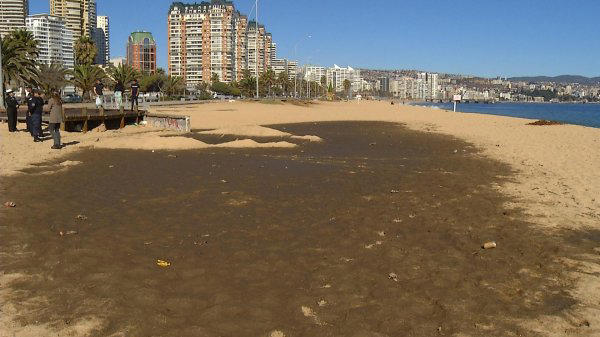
[156,259,171,267]
[393,218,402,223]
[377,231,386,237]
[388,273,399,282]
[408,214,416,219]
[453,149,458,154]
[369,142,376,146]
[108,165,114,168]
[75,214,87,221]
[144,242,152,245]
[220,179,228,183]
[317,299,327,307]
[4,202,16,208]
[59,230,78,236]
[390,190,400,194]
[482,242,497,250]
[167,154,177,158]
[322,284,332,289]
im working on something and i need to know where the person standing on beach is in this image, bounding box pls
[47,91,63,149]
[30,90,44,142]
[94,80,104,108]
[26,88,35,135]
[114,81,124,109]
[130,79,140,111]
[5,89,19,132]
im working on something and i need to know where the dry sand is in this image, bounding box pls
[1,100,600,336]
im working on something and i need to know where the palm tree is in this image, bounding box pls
[239,69,256,98]
[107,64,139,88]
[161,75,184,97]
[74,36,98,66]
[278,71,290,96]
[71,65,106,101]
[259,69,276,97]
[37,63,69,94]
[1,30,39,91]
[343,79,352,99]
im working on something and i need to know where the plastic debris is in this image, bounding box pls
[157,259,171,267]
[4,202,16,208]
[75,214,87,221]
[482,242,497,250]
[388,273,399,282]
[59,230,78,236]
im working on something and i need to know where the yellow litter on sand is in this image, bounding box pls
[157,260,171,267]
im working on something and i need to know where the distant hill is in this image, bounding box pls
[509,75,600,84]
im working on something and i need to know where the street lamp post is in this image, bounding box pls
[255,0,259,99]
[294,35,311,98]
[0,36,4,108]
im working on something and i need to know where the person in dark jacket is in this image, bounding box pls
[26,88,35,135]
[5,89,19,132]
[130,79,140,111]
[30,90,44,142]
[47,91,63,149]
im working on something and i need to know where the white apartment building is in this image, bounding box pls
[326,65,362,93]
[26,14,74,69]
[0,0,29,38]
[96,15,109,64]
[272,58,297,81]
[50,0,96,41]
[304,65,326,83]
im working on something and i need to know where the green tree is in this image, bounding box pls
[36,63,69,94]
[74,36,98,66]
[259,69,276,97]
[343,79,351,99]
[277,71,290,96]
[320,75,327,96]
[71,64,106,100]
[107,64,139,89]
[239,69,256,97]
[1,30,39,92]
[161,75,184,97]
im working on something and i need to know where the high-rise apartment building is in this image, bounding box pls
[327,65,362,92]
[0,0,29,38]
[168,1,275,88]
[91,27,105,64]
[304,65,326,83]
[50,0,96,41]
[272,59,297,81]
[127,31,157,73]
[96,15,109,64]
[26,14,74,69]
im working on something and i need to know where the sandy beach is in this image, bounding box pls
[1,100,599,336]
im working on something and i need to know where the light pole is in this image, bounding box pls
[255,0,259,99]
[0,36,4,108]
[294,34,311,98]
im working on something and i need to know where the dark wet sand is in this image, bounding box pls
[1,122,596,336]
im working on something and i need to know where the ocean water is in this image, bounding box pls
[413,102,600,128]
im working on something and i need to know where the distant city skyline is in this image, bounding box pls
[29,0,600,78]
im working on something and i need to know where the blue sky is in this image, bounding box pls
[30,0,600,77]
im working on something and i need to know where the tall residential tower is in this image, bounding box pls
[49,0,96,41]
[127,31,157,73]
[96,15,110,64]
[0,0,29,38]
[167,0,275,88]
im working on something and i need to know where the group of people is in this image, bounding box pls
[4,88,64,150]
[93,79,141,111]
[4,79,142,150]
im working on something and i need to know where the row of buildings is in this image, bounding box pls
[0,0,156,74]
